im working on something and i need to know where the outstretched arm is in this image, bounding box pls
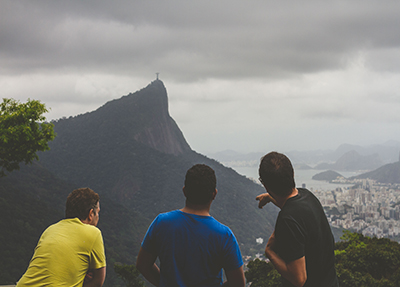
[265,232,306,287]
[256,193,278,208]
[136,247,160,287]
[222,266,245,287]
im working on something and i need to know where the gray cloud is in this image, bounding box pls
[2,0,400,153]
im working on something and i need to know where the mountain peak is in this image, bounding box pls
[127,80,191,155]
[50,81,191,156]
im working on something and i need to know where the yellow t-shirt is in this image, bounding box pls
[17,218,106,286]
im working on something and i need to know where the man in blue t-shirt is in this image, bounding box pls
[136,164,245,287]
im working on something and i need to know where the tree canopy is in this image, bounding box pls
[245,230,400,287]
[0,98,55,176]
[113,263,145,287]
[335,230,400,287]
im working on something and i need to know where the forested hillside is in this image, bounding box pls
[1,80,278,286]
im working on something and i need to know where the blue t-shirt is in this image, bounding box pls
[141,210,243,287]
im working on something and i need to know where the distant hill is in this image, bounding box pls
[209,142,400,171]
[312,170,343,182]
[352,161,400,184]
[314,150,383,171]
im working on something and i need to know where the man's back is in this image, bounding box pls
[275,188,338,286]
[141,210,243,287]
[17,218,106,286]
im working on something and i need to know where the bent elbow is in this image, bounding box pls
[135,260,144,274]
[293,275,307,287]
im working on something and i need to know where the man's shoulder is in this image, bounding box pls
[156,209,182,220]
[53,218,102,235]
[155,210,232,233]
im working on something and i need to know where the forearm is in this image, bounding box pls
[223,266,245,287]
[137,263,160,287]
[265,248,306,287]
[136,247,160,287]
[265,248,288,277]
[83,267,106,287]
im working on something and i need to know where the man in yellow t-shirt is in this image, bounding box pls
[16,188,106,287]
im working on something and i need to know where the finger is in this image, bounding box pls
[256,193,267,201]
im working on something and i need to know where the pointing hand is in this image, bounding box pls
[256,193,273,209]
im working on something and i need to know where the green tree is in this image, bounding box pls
[0,98,55,176]
[246,231,400,287]
[114,263,145,287]
[245,258,282,287]
[335,230,400,287]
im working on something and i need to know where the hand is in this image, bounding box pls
[84,270,93,284]
[256,193,273,208]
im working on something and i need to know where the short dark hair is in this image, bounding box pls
[184,164,216,205]
[65,188,99,220]
[259,152,295,197]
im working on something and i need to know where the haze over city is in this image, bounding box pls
[2,1,400,154]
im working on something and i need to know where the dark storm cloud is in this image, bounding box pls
[3,0,400,80]
[2,0,400,152]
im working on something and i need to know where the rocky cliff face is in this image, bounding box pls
[49,79,191,156]
[129,80,192,155]
[95,79,192,155]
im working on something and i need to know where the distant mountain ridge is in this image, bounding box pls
[314,150,383,171]
[210,142,400,172]
[353,161,400,184]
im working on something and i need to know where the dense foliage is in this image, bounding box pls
[245,259,282,287]
[245,231,400,287]
[0,163,70,284]
[335,231,400,287]
[114,263,145,287]
[0,98,55,176]
[0,163,147,286]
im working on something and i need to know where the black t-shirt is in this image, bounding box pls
[274,188,339,287]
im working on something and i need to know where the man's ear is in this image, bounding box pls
[212,189,217,200]
[87,208,94,221]
[182,186,187,197]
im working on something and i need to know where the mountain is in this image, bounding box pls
[312,170,343,182]
[30,80,278,284]
[333,142,400,164]
[0,162,148,286]
[0,163,70,284]
[209,142,400,172]
[352,161,400,184]
[314,150,383,171]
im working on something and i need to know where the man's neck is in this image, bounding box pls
[180,202,211,216]
[275,188,299,209]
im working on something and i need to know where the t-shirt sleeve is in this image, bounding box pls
[275,217,306,263]
[222,230,243,271]
[141,216,160,255]
[89,231,106,270]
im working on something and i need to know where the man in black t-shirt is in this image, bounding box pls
[256,152,338,287]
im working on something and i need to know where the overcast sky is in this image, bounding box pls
[2,1,400,155]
